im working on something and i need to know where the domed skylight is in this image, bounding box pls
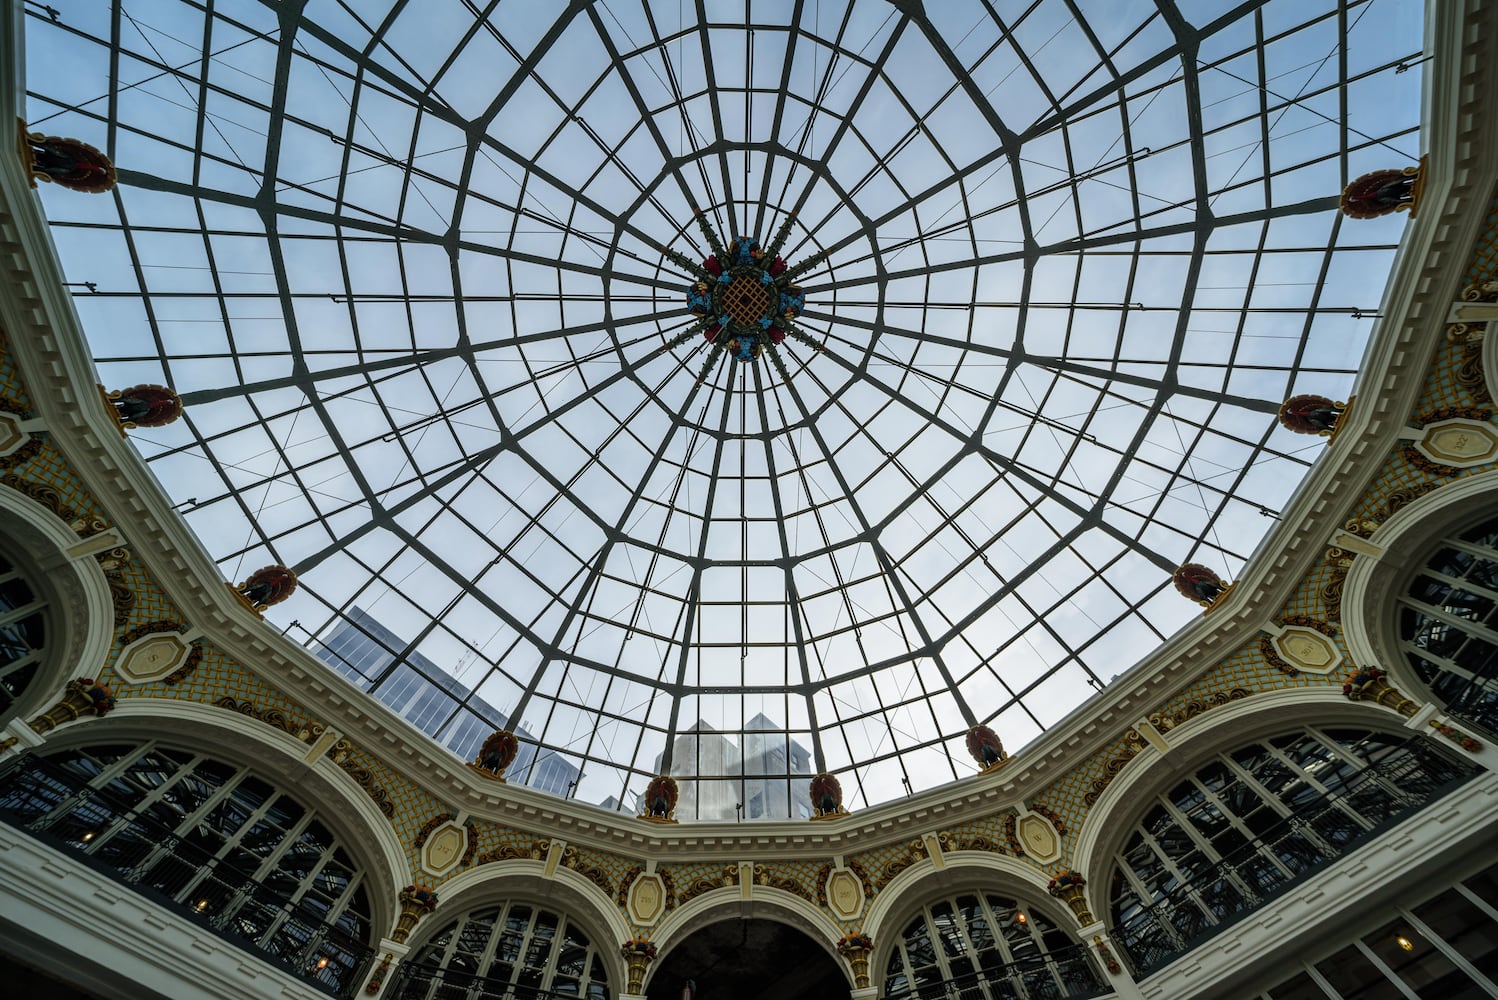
[27,0,1425,817]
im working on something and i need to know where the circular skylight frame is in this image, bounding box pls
[27,0,1425,817]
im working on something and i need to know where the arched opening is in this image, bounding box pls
[0,548,47,725]
[1103,725,1476,976]
[648,918,847,1000]
[881,890,1103,999]
[0,498,118,725]
[393,899,611,999]
[1396,512,1498,735]
[0,739,378,994]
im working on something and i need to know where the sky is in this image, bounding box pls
[27,0,1425,817]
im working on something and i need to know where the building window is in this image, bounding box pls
[0,741,373,994]
[882,892,1103,998]
[1398,514,1498,734]
[1107,728,1473,974]
[0,552,45,723]
[396,901,609,1000]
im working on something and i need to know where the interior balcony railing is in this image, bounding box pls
[1113,740,1477,976]
[386,962,607,1000]
[882,942,1107,1000]
[0,754,375,997]
[1441,677,1498,739]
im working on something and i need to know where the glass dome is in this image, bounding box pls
[26,0,1426,816]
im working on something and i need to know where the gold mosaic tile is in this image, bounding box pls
[1152,645,1317,712]
[326,741,441,872]
[1462,194,1498,285]
[658,860,738,913]
[1043,724,1163,855]
[940,811,1009,848]
[1414,340,1487,413]
[6,441,111,525]
[659,860,729,890]
[563,844,628,895]
[756,857,824,902]
[0,335,33,407]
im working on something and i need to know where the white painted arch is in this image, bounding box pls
[1341,469,1498,704]
[405,859,631,991]
[1073,690,1424,924]
[646,884,849,992]
[29,696,412,938]
[861,854,1084,989]
[0,484,116,722]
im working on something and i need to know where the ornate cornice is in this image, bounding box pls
[0,0,1491,862]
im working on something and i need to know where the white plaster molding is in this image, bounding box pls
[417,819,468,879]
[1449,300,1498,323]
[1137,772,1498,999]
[0,408,39,456]
[824,865,866,921]
[1426,713,1498,772]
[1268,626,1344,676]
[363,939,412,1000]
[1483,318,1498,404]
[1014,810,1063,865]
[0,825,329,1000]
[0,715,44,754]
[627,870,669,926]
[112,626,195,684]
[63,526,128,562]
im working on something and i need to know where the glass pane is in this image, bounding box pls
[1314,944,1393,999]
[1268,970,1332,999]
[1361,917,1467,996]
[20,0,1431,812]
[1413,890,1498,983]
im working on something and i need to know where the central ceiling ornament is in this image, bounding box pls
[662,210,826,381]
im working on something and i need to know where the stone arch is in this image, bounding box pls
[649,884,848,990]
[417,860,631,991]
[1073,690,1425,920]
[0,485,115,721]
[1342,471,1498,705]
[862,855,1082,987]
[33,697,411,937]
